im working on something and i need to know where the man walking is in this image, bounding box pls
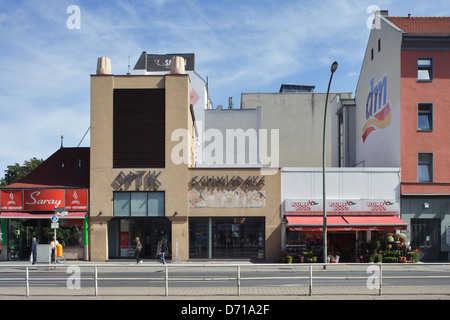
[31,237,38,265]
[133,237,143,264]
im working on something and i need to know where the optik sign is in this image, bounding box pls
[361,75,391,143]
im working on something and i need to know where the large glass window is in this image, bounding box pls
[108,217,171,259]
[189,217,265,260]
[113,192,165,217]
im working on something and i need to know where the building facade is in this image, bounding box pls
[353,11,450,261]
[90,56,281,262]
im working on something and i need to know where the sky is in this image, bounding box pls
[0,0,449,177]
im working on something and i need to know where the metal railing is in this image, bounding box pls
[1,263,449,297]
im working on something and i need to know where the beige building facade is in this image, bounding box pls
[90,58,281,262]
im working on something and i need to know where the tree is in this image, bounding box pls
[0,157,43,187]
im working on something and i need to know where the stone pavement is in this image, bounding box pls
[0,260,449,300]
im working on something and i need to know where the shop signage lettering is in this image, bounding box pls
[1,189,88,211]
[362,75,391,143]
[191,175,265,187]
[114,170,161,189]
[285,199,399,215]
[25,190,63,209]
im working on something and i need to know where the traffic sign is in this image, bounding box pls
[51,215,59,223]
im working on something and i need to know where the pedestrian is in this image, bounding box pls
[156,238,166,264]
[133,236,143,264]
[31,237,38,265]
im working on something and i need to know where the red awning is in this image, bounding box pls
[0,212,86,219]
[343,216,407,231]
[287,216,349,231]
[287,215,407,231]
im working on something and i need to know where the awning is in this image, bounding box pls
[0,212,87,219]
[287,216,349,231]
[287,215,407,231]
[343,216,407,231]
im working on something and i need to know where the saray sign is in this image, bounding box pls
[1,189,88,211]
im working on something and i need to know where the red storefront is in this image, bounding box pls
[0,147,89,261]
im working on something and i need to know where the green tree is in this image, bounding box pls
[0,157,43,187]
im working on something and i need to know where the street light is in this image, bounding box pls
[323,61,338,268]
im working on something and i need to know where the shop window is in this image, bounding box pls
[418,103,433,131]
[189,217,265,260]
[114,192,165,217]
[417,58,433,81]
[418,153,433,182]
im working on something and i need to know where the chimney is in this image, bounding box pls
[96,57,111,75]
[170,56,185,74]
[376,10,389,17]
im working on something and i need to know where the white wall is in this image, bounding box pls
[354,17,403,167]
[282,167,401,203]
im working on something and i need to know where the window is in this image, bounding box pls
[418,58,433,81]
[418,103,433,131]
[418,153,433,182]
[113,89,165,168]
[378,38,381,52]
[113,192,165,216]
[371,48,374,61]
[189,217,265,259]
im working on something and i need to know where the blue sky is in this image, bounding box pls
[0,0,449,176]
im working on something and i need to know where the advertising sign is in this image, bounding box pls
[24,189,65,211]
[65,189,88,211]
[285,199,399,215]
[0,190,24,211]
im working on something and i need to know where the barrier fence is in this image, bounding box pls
[0,263,449,297]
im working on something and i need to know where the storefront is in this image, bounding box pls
[281,168,408,263]
[0,147,90,261]
[283,199,407,262]
[108,190,170,259]
[0,189,89,261]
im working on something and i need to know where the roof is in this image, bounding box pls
[2,147,90,189]
[386,16,450,36]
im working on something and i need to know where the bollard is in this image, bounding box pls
[237,265,241,296]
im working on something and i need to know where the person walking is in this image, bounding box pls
[133,236,143,264]
[156,238,166,264]
[31,237,38,265]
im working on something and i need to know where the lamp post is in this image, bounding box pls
[323,61,338,268]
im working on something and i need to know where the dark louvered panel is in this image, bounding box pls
[113,89,165,168]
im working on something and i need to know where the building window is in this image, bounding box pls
[417,58,433,81]
[371,48,374,61]
[418,153,433,182]
[418,103,433,131]
[189,217,265,259]
[378,38,381,52]
[113,192,165,217]
[113,89,166,168]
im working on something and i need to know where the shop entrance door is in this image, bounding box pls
[411,218,441,262]
[108,217,171,259]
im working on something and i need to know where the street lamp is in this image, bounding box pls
[323,61,338,268]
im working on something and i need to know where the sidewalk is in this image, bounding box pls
[1,260,449,300]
